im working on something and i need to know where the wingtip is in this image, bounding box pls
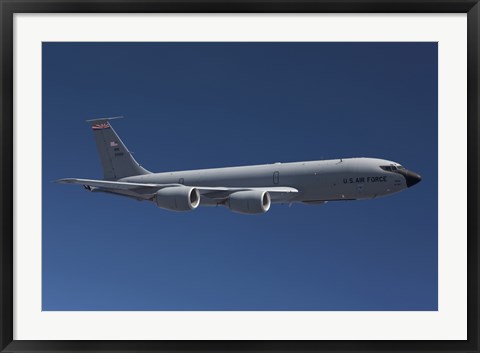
[55,178,73,184]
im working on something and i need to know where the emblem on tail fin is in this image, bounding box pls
[92,123,110,130]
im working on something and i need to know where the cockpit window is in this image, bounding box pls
[381,164,406,172]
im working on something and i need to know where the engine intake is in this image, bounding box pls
[228,190,271,214]
[154,186,200,211]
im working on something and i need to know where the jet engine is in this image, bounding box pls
[154,186,200,211]
[227,190,271,214]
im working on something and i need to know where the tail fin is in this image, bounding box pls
[87,117,150,180]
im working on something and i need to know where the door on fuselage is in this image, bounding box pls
[357,183,364,196]
[273,171,279,185]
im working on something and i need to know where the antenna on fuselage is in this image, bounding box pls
[86,115,125,123]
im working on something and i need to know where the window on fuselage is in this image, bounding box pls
[380,165,406,172]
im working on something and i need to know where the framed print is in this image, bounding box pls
[1,1,479,352]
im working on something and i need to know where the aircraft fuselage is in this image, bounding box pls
[121,157,421,205]
[59,119,422,213]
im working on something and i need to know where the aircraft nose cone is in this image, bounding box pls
[405,170,422,188]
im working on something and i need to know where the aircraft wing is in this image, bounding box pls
[196,186,298,200]
[56,178,298,198]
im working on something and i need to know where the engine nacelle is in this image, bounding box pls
[227,190,271,214]
[154,186,200,211]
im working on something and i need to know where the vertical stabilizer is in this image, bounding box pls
[87,117,150,180]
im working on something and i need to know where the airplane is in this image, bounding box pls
[57,117,422,214]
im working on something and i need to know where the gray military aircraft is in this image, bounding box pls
[57,117,422,214]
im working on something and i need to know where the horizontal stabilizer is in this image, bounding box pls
[56,178,168,190]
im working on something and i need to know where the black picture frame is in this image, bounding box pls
[1,1,478,352]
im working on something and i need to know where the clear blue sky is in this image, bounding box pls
[42,42,437,311]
